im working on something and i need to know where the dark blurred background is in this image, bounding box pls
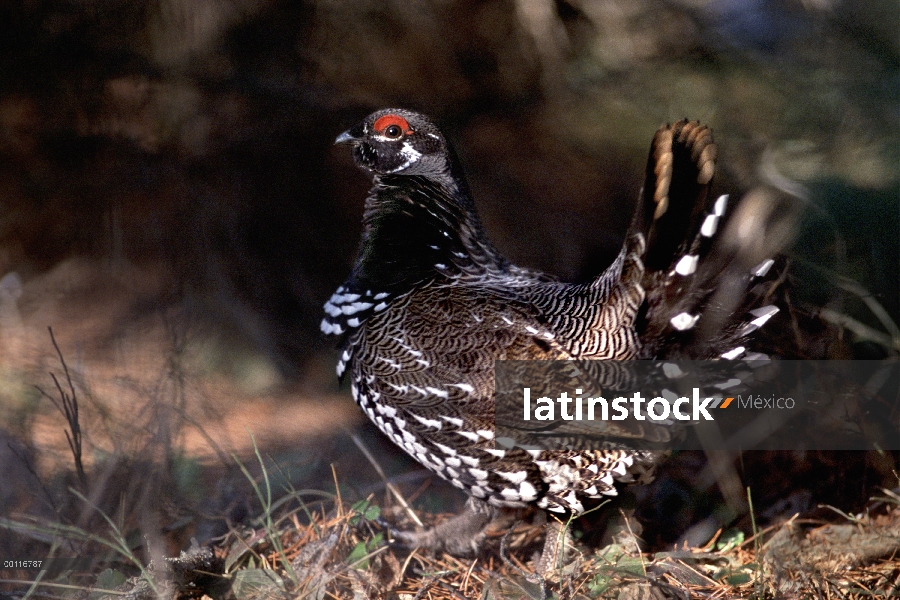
[1,0,896,370]
[0,0,897,559]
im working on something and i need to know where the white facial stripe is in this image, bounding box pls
[386,141,424,173]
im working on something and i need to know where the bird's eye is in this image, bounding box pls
[374,115,412,140]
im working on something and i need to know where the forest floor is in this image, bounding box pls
[0,259,897,600]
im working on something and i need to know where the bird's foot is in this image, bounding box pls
[385,497,498,556]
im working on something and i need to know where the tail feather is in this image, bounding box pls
[628,121,804,359]
[636,120,718,273]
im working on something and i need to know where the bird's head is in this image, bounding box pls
[335,109,450,177]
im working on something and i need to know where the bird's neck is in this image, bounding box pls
[348,174,506,294]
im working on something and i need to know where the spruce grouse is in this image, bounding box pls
[323,109,785,554]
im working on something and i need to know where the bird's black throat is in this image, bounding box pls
[348,174,505,295]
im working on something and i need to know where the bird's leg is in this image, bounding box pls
[388,497,498,556]
[536,518,576,577]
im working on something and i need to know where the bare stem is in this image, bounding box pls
[35,327,87,490]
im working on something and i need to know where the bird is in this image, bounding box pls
[322,108,788,555]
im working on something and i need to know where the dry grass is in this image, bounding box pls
[7,461,895,600]
[74,483,895,600]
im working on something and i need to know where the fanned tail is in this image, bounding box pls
[626,120,804,359]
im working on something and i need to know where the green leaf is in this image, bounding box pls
[723,572,752,585]
[346,541,369,569]
[349,500,381,525]
[346,532,384,570]
[95,568,127,588]
[368,532,384,549]
[88,569,128,600]
[231,568,286,600]
[716,529,745,552]
[713,565,755,585]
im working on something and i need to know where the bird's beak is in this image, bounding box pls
[334,130,358,145]
[335,122,366,145]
